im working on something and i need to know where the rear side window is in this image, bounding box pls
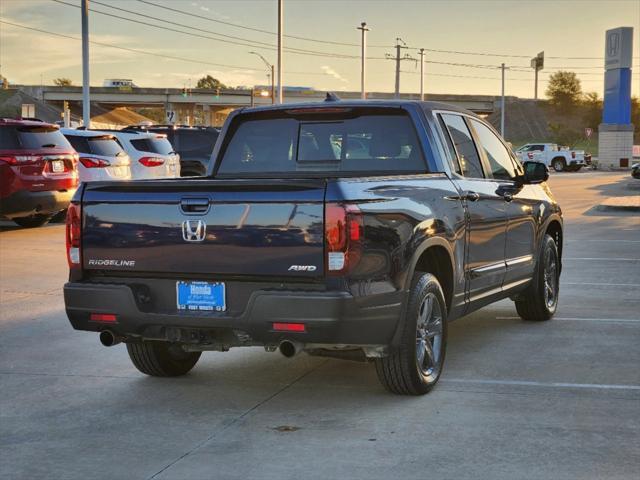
[130,136,174,155]
[0,127,20,149]
[440,114,484,178]
[8,126,72,150]
[217,109,426,175]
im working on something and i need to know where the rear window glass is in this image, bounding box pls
[176,130,218,157]
[217,110,426,175]
[88,137,125,156]
[17,126,72,149]
[130,136,174,155]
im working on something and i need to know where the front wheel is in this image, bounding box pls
[552,158,565,172]
[375,273,448,395]
[127,341,201,377]
[515,234,560,321]
[13,214,51,228]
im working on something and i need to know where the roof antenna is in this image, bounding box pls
[325,92,341,102]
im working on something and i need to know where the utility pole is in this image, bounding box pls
[277,0,283,104]
[385,38,414,99]
[357,22,369,99]
[81,0,90,128]
[419,48,425,101]
[249,51,275,104]
[500,63,506,137]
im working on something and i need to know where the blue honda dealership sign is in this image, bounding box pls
[603,27,633,125]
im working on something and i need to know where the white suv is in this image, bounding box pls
[61,129,132,183]
[95,130,181,180]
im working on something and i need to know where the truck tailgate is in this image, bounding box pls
[81,179,326,278]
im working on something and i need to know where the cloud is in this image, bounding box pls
[320,65,349,84]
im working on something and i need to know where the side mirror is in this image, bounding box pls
[521,161,549,184]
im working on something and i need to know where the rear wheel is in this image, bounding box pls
[375,273,447,395]
[127,341,201,377]
[515,234,560,321]
[13,214,51,228]
[552,158,565,172]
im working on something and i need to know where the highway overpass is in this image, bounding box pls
[18,85,503,126]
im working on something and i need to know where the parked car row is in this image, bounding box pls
[1,119,220,227]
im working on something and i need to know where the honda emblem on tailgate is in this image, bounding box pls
[182,220,206,242]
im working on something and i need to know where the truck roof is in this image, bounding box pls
[237,99,479,118]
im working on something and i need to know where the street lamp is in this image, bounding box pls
[249,51,275,104]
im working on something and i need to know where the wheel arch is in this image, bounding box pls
[544,217,563,271]
[405,237,455,314]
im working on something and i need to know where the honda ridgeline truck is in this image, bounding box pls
[64,100,563,395]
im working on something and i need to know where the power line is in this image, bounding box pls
[0,20,328,76]
[137,0,392,48]
[51,0,365,59]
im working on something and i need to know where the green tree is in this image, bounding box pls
[582,91,602,130]
[195,75,226,90]
[631,97,640,143]
[53,77,73,86]
[545,71,582,112]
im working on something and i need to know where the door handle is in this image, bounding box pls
[180,197,210,214]
[461,191,480,202]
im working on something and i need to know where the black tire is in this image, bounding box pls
[515,234,560,321]
[13,214,51,228]
[552,158,565,172]
[126,341,201,377]
[375,272,448,395]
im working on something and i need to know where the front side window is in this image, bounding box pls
[440,114,484,179]
[470,119,517,180]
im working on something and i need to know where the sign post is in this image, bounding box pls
[530,51,544,100]
[599,27,634,169]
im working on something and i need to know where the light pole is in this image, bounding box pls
[277,0,283,104]
[500,63,506,137]
[249,51,275,104]
[81,0,90,128]
[357,22,369,99]
[419,48,425,101]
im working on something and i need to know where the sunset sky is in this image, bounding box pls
[1,0,639,99]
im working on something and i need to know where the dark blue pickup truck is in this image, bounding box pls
[64,100,562,395]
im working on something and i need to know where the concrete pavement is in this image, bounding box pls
[1,171,639,479]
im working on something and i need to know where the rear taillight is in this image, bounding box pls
[571,151,576,159]
[79,156,111,168]
[139,156,165,167]
[325,203,363,275]
[66,203,81,268]
[0,155,41,165]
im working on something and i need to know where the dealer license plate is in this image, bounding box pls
[176,281,226,311]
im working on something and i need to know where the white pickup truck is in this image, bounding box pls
[515,143,588,172]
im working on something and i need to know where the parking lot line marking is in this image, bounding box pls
[443,378,640,391]
[496,316,640,323]
[563,282,640,287]
[564,257,640,261]
[567,239,640,243]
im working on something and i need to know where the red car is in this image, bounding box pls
[0,119,78,227]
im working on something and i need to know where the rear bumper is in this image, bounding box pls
[64,282,404,347]
[0,188,75,219]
